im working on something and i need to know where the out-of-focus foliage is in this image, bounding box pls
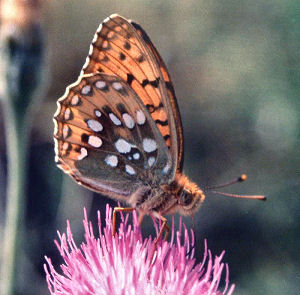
[0,1,299,294]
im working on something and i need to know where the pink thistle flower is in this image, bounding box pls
[44,205,235,295]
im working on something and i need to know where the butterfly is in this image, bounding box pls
[54,14,265,240]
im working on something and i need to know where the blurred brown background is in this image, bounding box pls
[0,1,299,294]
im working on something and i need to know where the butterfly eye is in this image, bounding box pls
[180,190,194,206]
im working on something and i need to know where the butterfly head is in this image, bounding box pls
[169,174,205,216]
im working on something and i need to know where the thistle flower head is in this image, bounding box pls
[44,205,235,295]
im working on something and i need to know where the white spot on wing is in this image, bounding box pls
[78,148,88,160]
[88,136,102,148]
[62,125,70,138]
[136,110,146,125]
[162,162,171,174]
[95,80,107,90]
[109,113,122,126]
[94,109,102,117]
[112,82,123,91]
[123,113,135,129]
[64,108,72,120]
[125,165,136,175]
[133,152,140,160]
[105,155,118,167]
[115,139,131,153]
[71,95,80,106]
[142,138,157,153]
[102,40,109,48]
[148,157,156,167]
[62,142,69,151]
[107,30,115,39]
[87,119,103,132]
[81,85,91,95]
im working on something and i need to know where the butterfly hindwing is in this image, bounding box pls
[81,14,183,178]
[54,73,173,199]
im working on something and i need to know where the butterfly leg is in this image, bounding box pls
[155,215,170,243]
[112,207,135,237]
[149,213,170,263]
[138,212,145,226]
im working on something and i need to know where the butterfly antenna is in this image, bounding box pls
[204,174,248,190]
[204,174,266,201]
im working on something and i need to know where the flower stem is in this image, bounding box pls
[1,94,29,295]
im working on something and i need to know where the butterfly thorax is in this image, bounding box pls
[129,173,205,216]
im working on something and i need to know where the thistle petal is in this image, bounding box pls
[44,205,235,295]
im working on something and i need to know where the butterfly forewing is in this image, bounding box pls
[54,73,173,199]
[81,14,183,177]
[129,20,184,172]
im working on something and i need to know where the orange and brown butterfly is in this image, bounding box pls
[53,14,265,240]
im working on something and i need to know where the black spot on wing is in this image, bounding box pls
[81,133,89,143]
[131,21,152,44]
[150,78,160,88]
[165,81,176,97]
[102,105,113,115]
[126,73,134,86]
[155,119,168,126]
[156,102,164,109]
[145,102,164,114]
[120,52,126,61]
[141,79,149,88]
[74,146,81,153]
[141,77,160,88]
[116,103,127,114]
[137,55,145,63]
[101,55,110,63]
[124,41,131,50]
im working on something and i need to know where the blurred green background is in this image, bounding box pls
[0,0,299,294]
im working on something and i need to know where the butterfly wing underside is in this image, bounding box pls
[129,19,184,173]
[81,14,184,177]
[54,73,172,200]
